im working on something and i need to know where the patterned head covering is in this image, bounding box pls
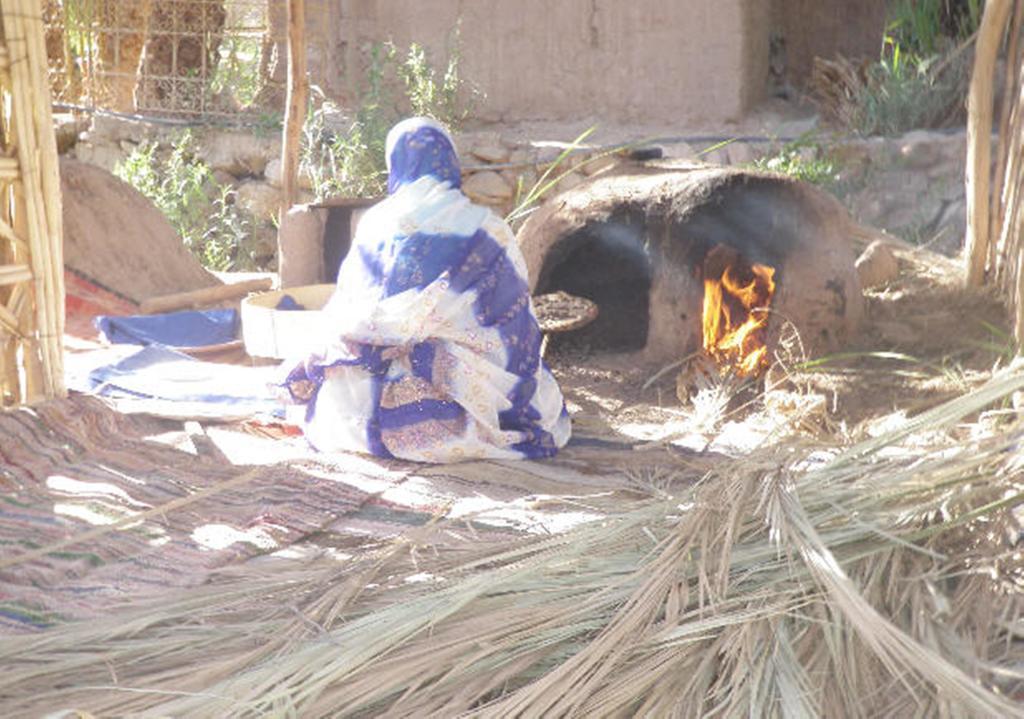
[385,117,461,194]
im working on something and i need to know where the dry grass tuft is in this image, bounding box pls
[2,372,1024,717]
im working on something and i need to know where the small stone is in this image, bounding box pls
[534,144,567,164]
[462,170,513,203]
[899,130,942,170]
[71,141,125,174]
[797,146,817,163]
[500,169,525,195]
[470,143,510,164]
[198,130,279,177]
[235,180,283,222]
[263,157,314,191]
[508,148,533,165]
[458,131,508,164]
[855,240,900,289]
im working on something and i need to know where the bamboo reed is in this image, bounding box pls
[965,0,1024,347]
[964,0,1012,287]
[0,0,66,405]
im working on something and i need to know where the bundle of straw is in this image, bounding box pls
[2,372,1024,717]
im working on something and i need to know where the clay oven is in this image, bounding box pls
[518,163,865,368]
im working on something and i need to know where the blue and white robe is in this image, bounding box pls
[282,118,571,462]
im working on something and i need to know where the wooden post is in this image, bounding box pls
[280,0,308,214]
[964,0,1013,288]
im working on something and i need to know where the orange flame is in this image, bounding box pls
[702,261,776,376]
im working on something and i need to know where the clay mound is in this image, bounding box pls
[518,162,864,366]
[61,158,220,304]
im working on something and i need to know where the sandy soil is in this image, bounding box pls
[545,242,1014,454]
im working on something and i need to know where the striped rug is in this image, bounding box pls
[0,395,696,634]
[0,396,372,632]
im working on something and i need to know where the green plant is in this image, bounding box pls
[115,132,259,271]
[302,33,477,201]
[398,30,472,129]
[59,0,98,63]
[209,34,264,109]
[751,134,841,188]
[857,0,982,136]
[506,126,597,227]
[505,130,660,228]
[888,0,983,58]
[812,1,979,137]
[853,36,971,137]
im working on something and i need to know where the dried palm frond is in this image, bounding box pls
[2,371,1024,717]
[810,56,872,131]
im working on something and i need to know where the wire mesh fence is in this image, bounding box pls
[45,0,330,122]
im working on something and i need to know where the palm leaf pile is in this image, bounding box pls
[3,371,1024,717]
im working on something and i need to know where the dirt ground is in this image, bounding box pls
[545,242,1015,454]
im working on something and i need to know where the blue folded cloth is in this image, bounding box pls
[275,295,306,311]
[94,308,239,347]
[75,345,282,419]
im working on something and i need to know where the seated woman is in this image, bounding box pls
[282,117,571,462]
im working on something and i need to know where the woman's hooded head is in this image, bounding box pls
[385,117,461,195]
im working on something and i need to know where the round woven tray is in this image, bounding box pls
[533,291,599,333]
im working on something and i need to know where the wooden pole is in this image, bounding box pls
[964,0,1013,288]
[988,1,1024,275]
[139,278,273,315]
[279,0,308,214]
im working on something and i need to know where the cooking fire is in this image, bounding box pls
[701,245,777,377]
[521,165,864,376]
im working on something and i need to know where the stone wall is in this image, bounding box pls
[64,114,975,270]
[456,128,973,259]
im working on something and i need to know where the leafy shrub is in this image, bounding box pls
[887,0,982,58]
[852,37,971,137]
[115,131,259,271]
[751,136,840,189]
[812,0,980,137]
[303,33,477,201]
